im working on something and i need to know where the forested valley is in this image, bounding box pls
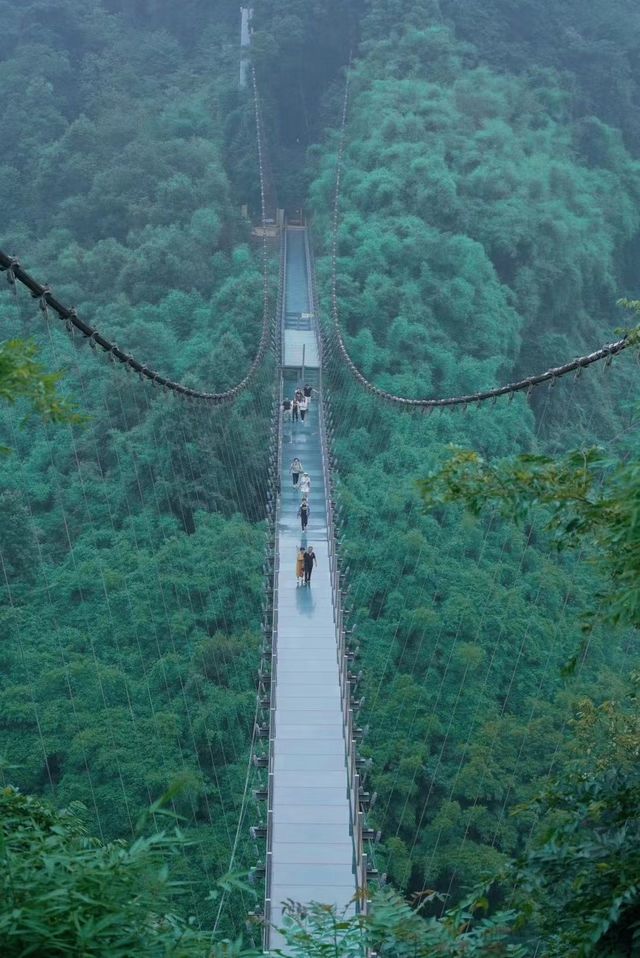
[2,0,640,955]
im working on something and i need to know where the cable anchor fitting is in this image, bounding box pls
[65,308,78,336]
[5,257,20,293]
[32,283,51,317]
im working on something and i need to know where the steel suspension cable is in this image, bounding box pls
[320,62,640,889]
[0,49,277,943]
[401,387,568,888]
[5,256,262,928]
[321,283,506,881]
[404,394,550,851]
[0,66,272,406]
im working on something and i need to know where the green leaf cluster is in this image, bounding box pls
[0,0,275,935]
[0,785,208,957]
[0,338,80,427]
[505,680,640,956]
[421,440,640,630]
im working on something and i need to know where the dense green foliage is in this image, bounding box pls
[439,0,640,155]
[2,0,640,952]
[0,338,80,427]
[507,683,640,956]
[304,0,640,922]
[420,438,640,631]
[1,783,526,957]
[0,785,211,957]
[280,891,525,957]
[0,0,273,934]
[420,434,640,953]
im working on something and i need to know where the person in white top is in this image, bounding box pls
[298,396,308,421]
[299,472,311,498]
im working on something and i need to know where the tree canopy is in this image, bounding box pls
[2,0,640,952]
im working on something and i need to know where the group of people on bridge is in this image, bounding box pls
[291,456,316,585]
[282,383,314,423]
[295,544,316,586]
[289,386,317,586]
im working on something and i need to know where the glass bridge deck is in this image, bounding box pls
[267,227,356,950]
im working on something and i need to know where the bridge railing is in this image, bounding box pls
[263,225,286,950]
[304,228,369,913]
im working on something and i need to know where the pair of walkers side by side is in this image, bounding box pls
[296,545,317,586]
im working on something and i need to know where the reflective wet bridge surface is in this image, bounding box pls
[282,228,320,369]
[265,227,356,950]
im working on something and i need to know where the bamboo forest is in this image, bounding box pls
[2,1,640,955]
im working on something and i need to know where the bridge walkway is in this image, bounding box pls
[265,227,356,950]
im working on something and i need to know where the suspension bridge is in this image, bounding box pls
[1,59,638,955]
[1,211,635,950]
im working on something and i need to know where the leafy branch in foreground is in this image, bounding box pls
[0,338,81,425]
[1,781,525,958]
[419,445,640,629]
[0,784,212,958]
[505,678,640,957]
[5,763,640,958]
[275,888,525,958]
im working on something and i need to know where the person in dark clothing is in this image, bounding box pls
[303,383,313,401]
[303,546,317,585]
[298,498,310,531]
[292,398,299,422]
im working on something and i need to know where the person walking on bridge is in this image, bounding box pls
[290,457,303,486]
[298,498,310,532]
[299,472,311,498]
[298,395,308,422]
[304,546,317,586]
[296,546,305,586]
[303,383,314,404]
